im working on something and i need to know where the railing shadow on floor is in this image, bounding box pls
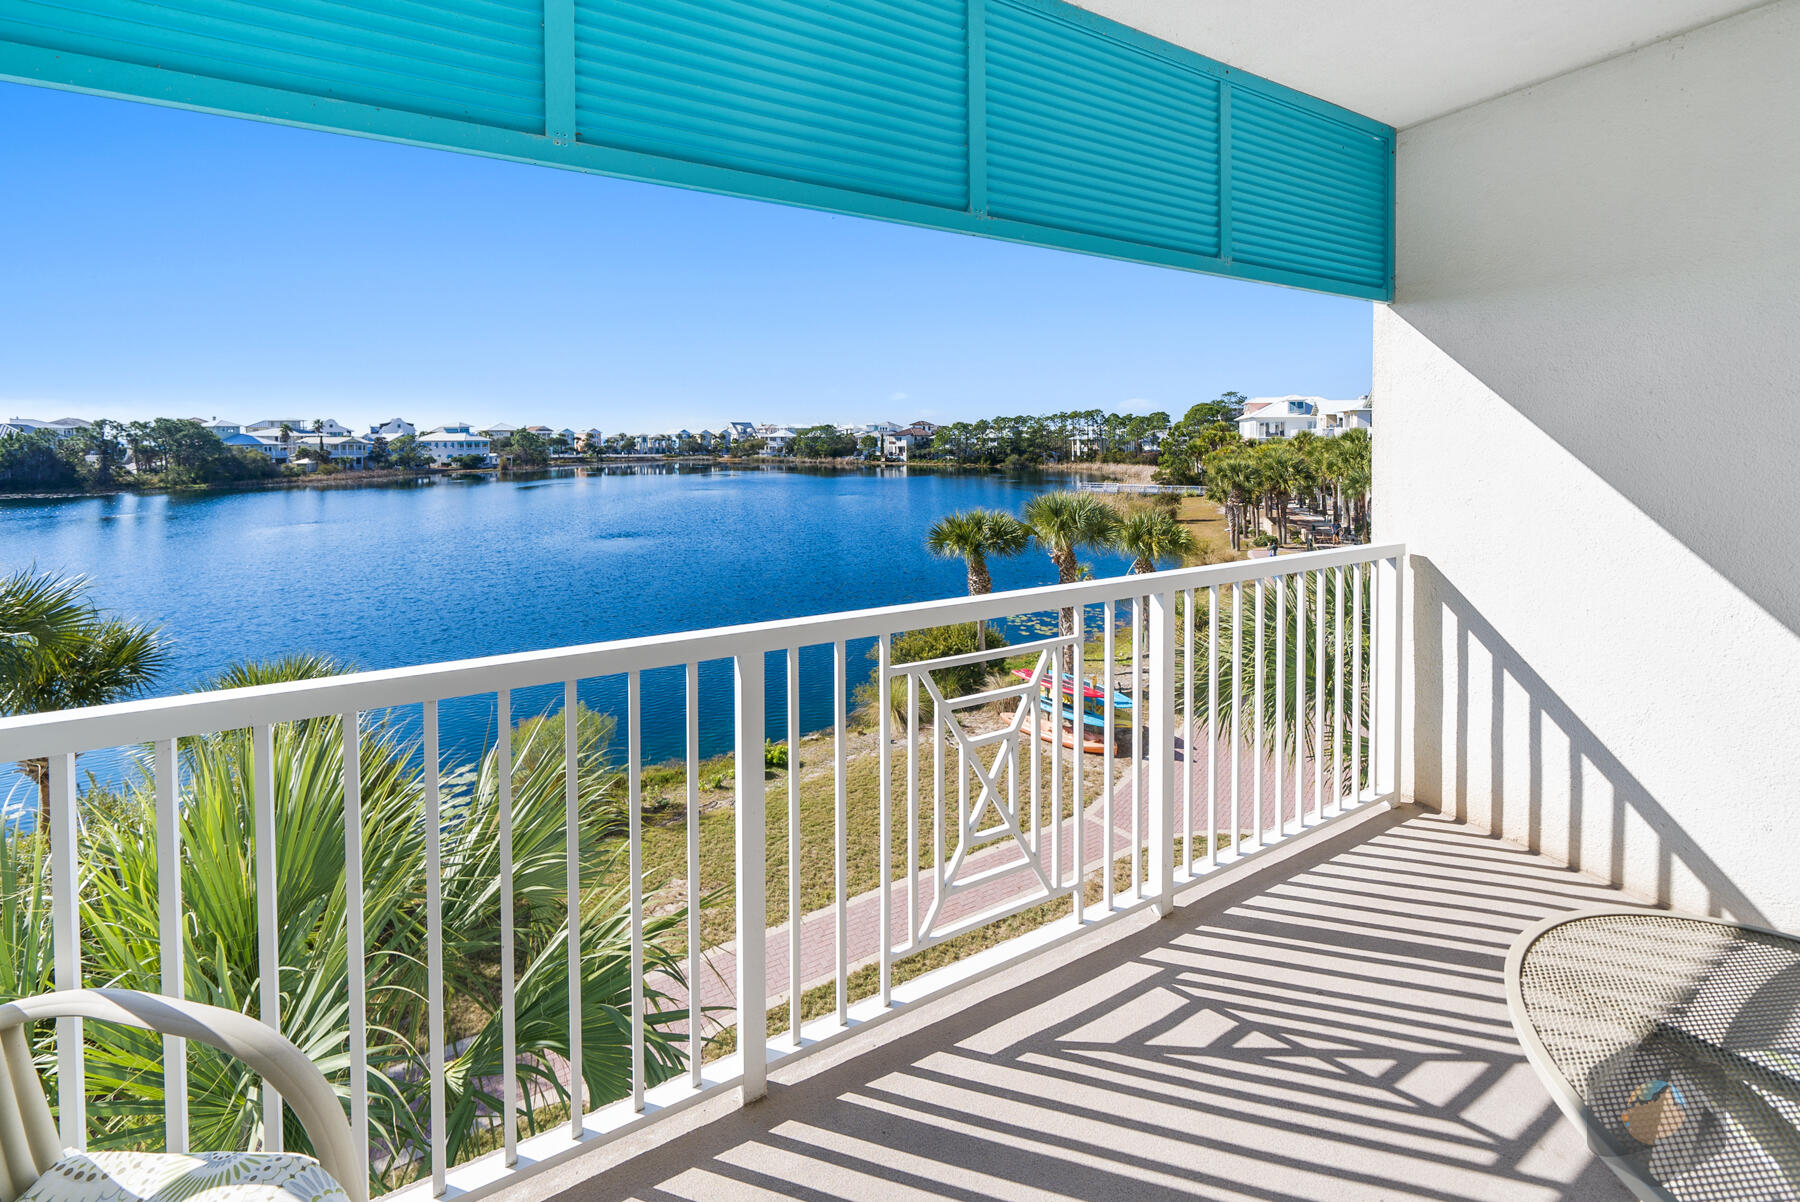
[555,807,1638,1202]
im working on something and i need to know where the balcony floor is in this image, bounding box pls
[543,807,1644,1202]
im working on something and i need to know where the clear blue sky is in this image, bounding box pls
[0,80,1373,433]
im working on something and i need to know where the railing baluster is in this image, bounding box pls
[1334,568,1346,814]
[1207,585,1219,869]
[1353,564,1366,804]
[628,671,645,1111]
[1296,574,1307,830]
[1378,554,1403,800]
[906,671,919,946]
[786,649,801,1045]
[833,641,848,1027]
[344,713,370,1174]
[1253,579,1265,848]
[933,695,945,932]
[733,652,768,1102]
[1314,571,1326,822]
[1147,588,1176,917]
[252,722,282,1152]
[1028,650,1040,856]
[685,665,703,1077]
[1274,575,1286,841]
[1051,634,1063,894]
[877,634,893,1007]
[1129,597,1141,898]
[1102,599,1115,908]
[495,691,516,1163]
[1183,588,1194,874]
[1365,562,1378,803]
[1072,604,1084,919]
[154,737,186,1154]
[1230,583,1242,856]
[424,703,445,1195]
[48,751,82,1151]
[563,680,582,1136]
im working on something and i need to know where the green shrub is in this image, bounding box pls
[861,622,1009,722]
[764,739,789,768]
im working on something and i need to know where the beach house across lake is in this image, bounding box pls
[417,424,494,465]
[1238,396,1374,441]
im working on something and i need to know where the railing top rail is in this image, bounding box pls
[0,543,1401,759]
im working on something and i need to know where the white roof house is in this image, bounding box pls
[2,416,91,440]
[246,417,350,436]
[1238,396,1317,440]
[1316,396,1374,435]
[369,418,415,438]
[1237,395,1374,440]
[417,424,493,465]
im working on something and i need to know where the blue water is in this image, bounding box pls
[3,466,1130,802]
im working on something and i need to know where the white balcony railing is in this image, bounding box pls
[0,543,1402,1201]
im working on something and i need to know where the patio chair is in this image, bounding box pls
[0,990,364,1202]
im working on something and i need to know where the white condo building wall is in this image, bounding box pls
[1379,1,1800,929]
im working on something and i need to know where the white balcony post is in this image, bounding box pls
[1147,587,1178,918]
[734,651,768,1103]
[1375,554,1404,798]
[48,752,83,1150]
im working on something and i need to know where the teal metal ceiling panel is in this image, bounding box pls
[574,0,968,207]
[985,0,1219,258]
[0,0,1394,300]
[0,0,546,130]
[1229,85,1391,291]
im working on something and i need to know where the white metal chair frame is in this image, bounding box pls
[0,990,366,1202]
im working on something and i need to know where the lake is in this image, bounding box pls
[3,466,1132,806]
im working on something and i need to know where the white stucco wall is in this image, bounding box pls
[1379,1,1800,927]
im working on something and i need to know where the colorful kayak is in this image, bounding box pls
[1013,669,1133,709]
[1026,712,1109,756]
[1036,695,1118,730]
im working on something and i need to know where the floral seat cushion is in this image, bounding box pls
[20,1152,352,1202]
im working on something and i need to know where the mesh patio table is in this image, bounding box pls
[1507,910,1800,1201]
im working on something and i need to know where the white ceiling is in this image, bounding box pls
[1070,0,1769,127]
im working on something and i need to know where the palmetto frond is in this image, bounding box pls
[0,567,90,682]
[3,678,682,1192]
[0,569,169,717]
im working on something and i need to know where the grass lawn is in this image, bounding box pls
[1174,493,1239,563]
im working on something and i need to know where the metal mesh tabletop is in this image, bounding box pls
[1512,912,1800,1201]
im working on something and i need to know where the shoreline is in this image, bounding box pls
[0,456,1163,502]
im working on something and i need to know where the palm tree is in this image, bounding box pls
[1332,428,1373,540]
[0,568,168,830]
[1022,492,1120,668]
[924,509,1030,650]
[1023,492,1120,585]
[1116,509,1198,575]
[1205,450,1261,549]
[925,509,1031,596]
